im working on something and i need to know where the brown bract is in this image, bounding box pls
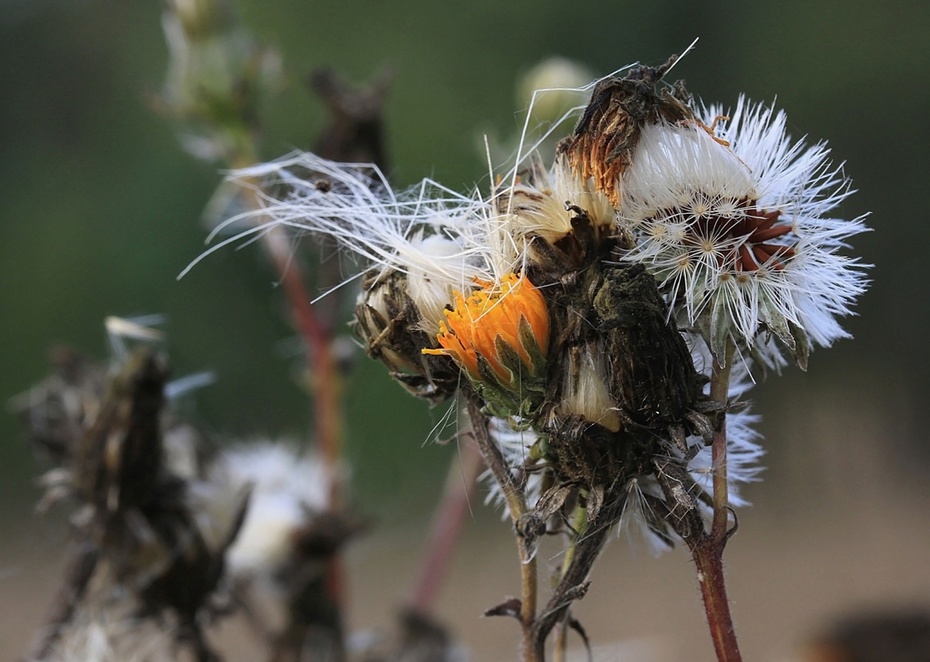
[558,55,694,207]
[355,271,461,403]
[71,348,168,521]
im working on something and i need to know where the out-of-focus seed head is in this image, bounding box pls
[517,57,594,131]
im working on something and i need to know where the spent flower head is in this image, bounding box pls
[615,97,870,368]
[196,55,868,557]
[214,441,331,577]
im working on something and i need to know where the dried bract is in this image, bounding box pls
[558,54,695,206]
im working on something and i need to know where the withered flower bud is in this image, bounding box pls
[71,347,168,519]
[355,271,460,403]
[593,262,701,431]
[558,54,694,207]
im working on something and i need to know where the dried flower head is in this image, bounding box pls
[18,335,244,662]
[208,441,361,656]
[557,54,695,207]
[196,55,867,562]
[615,97,870,368]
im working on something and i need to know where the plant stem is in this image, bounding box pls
[694,338,741,661]
[464,392,539,662]
[264,226,344,503]
[691,535,741,662]
[231,154,347,612]
[230,156,342,474]
[552,503,587,662]
[408,438,485,614]
[708,342,733,541]
[520,551,540,661]
[27,542,99,661]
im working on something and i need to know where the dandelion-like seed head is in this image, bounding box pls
[617,98,869,367]
[197,55,870,558]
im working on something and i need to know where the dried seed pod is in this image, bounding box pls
[522,214,712,526]
[71,347,168,520]
[543,416,650,493]
[355,271,459,402]
[9,346,106,465]
[593,262,701,431]
[558,54,694,206]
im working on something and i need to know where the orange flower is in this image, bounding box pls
[423,273,549,386]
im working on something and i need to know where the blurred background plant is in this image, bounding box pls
[2,1,929,660]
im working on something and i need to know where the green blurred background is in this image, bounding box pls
[1,1,928,660]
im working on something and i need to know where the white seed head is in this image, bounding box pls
[500,158,615,244]
[617,98,869,366]
[620,122,756,221]
[212,441,330,577]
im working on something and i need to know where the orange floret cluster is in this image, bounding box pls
[424,273,549,385]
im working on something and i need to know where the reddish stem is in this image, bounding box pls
[271,244,342,499]
[692,339,741,661]
[408,439,485,613]
[232,167,343,505]
[263,230,346,608]
[691,536,742,662]
[235,166,347,606]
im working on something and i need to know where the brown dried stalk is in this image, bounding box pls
[26,543,99,662]
[465,392,538,661]
[654,340,742,662]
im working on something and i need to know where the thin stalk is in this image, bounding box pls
[691,537,740,662]
[464,392,539,662]
[552,504,588,662]
[408,438,485,614]
[229,154,343,485]
[231,152,347,612]
[693,338,741,661]
[708,341,734,542]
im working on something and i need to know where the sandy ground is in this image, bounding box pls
[3,481,930,662]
